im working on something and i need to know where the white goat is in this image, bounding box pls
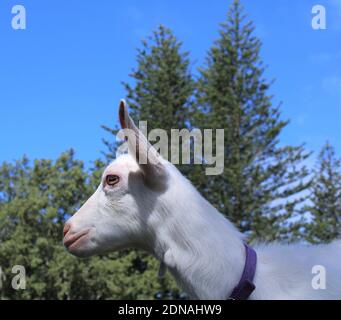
[63,100,341,300]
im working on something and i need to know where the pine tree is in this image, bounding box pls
[195,0,311,241]
[102,25,195,171]
[305,142,341,244]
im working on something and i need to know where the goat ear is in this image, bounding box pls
[118,100,168,190]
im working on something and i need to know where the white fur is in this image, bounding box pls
[64,102,341,300]
[65,154,341,299]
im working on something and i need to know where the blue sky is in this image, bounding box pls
[0,0,340,167]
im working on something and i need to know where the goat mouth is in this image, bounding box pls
[63,229,90,249]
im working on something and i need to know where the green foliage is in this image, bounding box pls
[304,143,341,244]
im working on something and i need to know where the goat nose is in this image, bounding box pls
[63,222,71,237]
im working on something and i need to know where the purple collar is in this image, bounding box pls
[229,243,257,300]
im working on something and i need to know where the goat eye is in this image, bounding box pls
[106,175,119,186]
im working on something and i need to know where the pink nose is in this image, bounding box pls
[63,222,71,237]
